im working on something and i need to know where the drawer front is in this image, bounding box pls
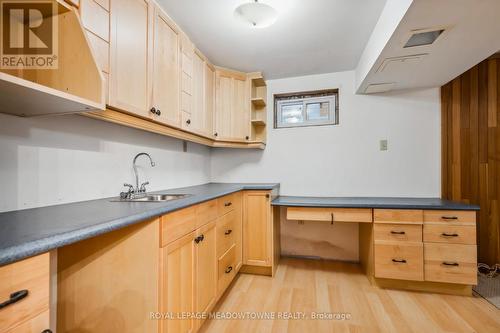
[196,199,218,228]
[4,310,50,333]
[286,207,372,223]
[217,193,239,217]
[80,0,109,41]
[217,210,237,257]
[374,242,424,281]
[161,206,196,246]
[424,243,477,285]
[374,209,423,224]
[423,210,476,225]
[0,253,50,332]
[218,244,237,292]
[423,224,476,245]
[374,224,422,243]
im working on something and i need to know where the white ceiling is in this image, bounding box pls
[157,0,387,79]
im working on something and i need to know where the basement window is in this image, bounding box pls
[274,89,339,128]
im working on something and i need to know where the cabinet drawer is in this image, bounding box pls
[424,243,477,285]
[423,224,476,245]
[80,0,109,41]
[423,210,476,225]
[374,242,423,281]
[286,207,372,223]
[4,310,50,333]
[374,209,423,224]
[217,210,237,257]
[217,193,239,217]
[374,224,422,243]
[218,245,236,292]
[196,199,218,228]
[161,206,196,246]
[0,253,50,332]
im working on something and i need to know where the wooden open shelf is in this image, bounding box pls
[251,97,266,107]
[0,0,104,117]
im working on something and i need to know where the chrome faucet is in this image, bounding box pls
[120,153,155,199]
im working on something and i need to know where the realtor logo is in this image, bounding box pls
[1,0,58,69]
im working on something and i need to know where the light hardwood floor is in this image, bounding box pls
[200,257,500,333]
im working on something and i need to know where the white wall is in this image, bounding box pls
[211,70,440,197]
[0,113,211,212]
[211,70,440,261]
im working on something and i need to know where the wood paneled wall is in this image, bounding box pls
[441,55,500,265]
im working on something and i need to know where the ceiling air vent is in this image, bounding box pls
[404,29,444,48]
[365,83,395,94]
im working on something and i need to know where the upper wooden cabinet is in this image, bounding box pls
[215,68,250,141]
[151,5,181,127]
[204,63,216,137]
[109,0,152,118]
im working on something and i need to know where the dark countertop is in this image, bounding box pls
[272,196,480,211]
[0,183,279,266]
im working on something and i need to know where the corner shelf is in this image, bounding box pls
[251,97,266,107]
[251,119,266,126]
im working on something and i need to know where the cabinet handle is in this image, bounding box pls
[265,194,270,199]
[41,330,53,333]
[245,136,249,140]
[442,261,459,266]
[150,107,156,114]
[224,202,232,207]
[392,259,407,264]
[225,229,232,235]
[441,216,458,220]
[0,289,29,309]
[390,230,406,235]
[441,232,459,237]
[225,266,233,274]
[331,213,334,225]
[156,109,161,116]
[194,235,204,244]
[214,132,218,137]
[186,119,191,125]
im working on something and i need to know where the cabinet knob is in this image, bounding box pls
[156,109,161,116]
[225,266,233,274]
[214,132,218,137]
[245,136,249,140]
[265,194,270,199]
[186,119,191,125]
[225,229,232,235]
[150,107,156,114]
[224,202,232,207]
[41,330,53,333]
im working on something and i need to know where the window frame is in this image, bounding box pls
[273,89,339,129]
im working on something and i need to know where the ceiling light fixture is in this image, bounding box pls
[234,0,278,29]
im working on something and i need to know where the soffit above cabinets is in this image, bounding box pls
[356,0,500,94]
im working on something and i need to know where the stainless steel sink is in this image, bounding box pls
[112,194,191,202]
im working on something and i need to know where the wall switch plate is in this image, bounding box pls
[380,139,388,151]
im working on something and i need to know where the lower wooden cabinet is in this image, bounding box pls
[160,231,196,333]
[374,242,424,281]
[243,191,271,267]
[194,221,217,330]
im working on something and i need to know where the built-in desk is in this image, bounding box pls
[271,196,480,295]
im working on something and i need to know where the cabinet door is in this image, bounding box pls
[195,221,217,330]
[160,231,196,333]
[215,73,233,140]
[151,6,180,127]
[204,64,215,137]
[243,191,271,266]
[232,76,250,140]
[109,0,152,117]
[191,52,205,134]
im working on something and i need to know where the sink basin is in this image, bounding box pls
[113,194,191,202]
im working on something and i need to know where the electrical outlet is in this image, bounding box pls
[380,139,388,151]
